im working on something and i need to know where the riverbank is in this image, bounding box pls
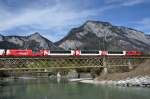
[80,76,150,87]
[80,60,150,87]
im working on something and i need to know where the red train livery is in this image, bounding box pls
[5,50,49,56]
[0,49,143,57]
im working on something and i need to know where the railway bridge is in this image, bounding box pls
[0,56,149,77]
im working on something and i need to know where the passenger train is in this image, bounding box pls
[0,49,142,56]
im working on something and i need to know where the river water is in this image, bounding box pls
[0,78,150,99]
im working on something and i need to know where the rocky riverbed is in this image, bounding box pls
[80,76,150,87]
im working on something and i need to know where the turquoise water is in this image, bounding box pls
[0,78,150,99]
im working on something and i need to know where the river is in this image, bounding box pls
[0,78,150,99]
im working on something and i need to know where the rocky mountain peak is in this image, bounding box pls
[84,20,112,26]
[67,20,116,40]
[0,33,60,50]
[29,32,41,37]
[56,20,150,53]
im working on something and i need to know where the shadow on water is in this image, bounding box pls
[0,78,150,99]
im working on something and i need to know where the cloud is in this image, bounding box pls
[135,18,150,34]
[0,0,149,41]
[0,0,99,32]
[0,0,116,42]
[0,8,85,31]
[122,0,146,6]
[105,0,147,6]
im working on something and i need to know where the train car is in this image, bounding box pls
[101,51,126,56]
[5,49,49,56]
[0,49,5,56]
[48,50,75,56]
[101,51,142,56]
[6,49,32,56]
[105,51,126,56]
[75,50,101,56]
[126,51,142,56]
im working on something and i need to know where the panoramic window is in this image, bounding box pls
[108,51,123,54]
[50,50,71,54]
[81,50,99,54]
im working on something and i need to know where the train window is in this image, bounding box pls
[81,50,99,54]
[108,51,123,54]
[50,50,71,54]
[32,50,41,53]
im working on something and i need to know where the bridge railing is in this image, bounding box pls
[0,56,149,73]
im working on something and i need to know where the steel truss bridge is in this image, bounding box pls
[0,56,149,76]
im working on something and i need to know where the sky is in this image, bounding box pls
[0,0,150,42]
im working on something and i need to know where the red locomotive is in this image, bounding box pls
[0,49,143,57]
[5,49,49,56]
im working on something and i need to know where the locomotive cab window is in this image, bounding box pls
[50,50,71,54]
[81,50,99,54]
[32,50,41,53]
[108,51,123,54]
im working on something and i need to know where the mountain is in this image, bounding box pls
[146,34,150,40]
[0,20,149,52]
[56,20,150,53]
[0,32,60,50]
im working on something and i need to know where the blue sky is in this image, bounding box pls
[0,0,150,42]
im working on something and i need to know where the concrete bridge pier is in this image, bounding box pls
[128,60,133,70]
[103,67,108,75]
[102,57,108,75]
